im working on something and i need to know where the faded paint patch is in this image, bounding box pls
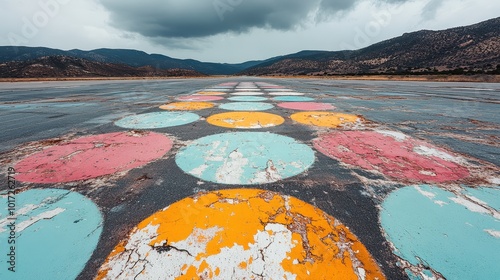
[175,132,315,185]
[278,102,335,111]
[291,112,362,128]
[0,189,102,279]
[231,91,265,96]
[159,102,214,111]
[97,189,385,280]
[381,185,500,279]
[15,131,172,183]
[176,95,224,102]
[115,112,200,129]
[273,96,315,102]
[219,102,274,111]
[207,112,284,129]
[313,131,470,183]
[228,96,268,102]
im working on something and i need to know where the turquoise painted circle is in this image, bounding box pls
[219,102,274,111]
[228,96,268,102]
[115,112,199,129]
[273,96,315,102]
[0,189,103,280]
[175,132,316,185]
[381,185,500,280]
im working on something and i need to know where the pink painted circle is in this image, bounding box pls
[176,95,224,102]
[15,132,173,183]
[278,102,335,111]
[313,130,470,183]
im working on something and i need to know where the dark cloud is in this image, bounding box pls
[100,0,411,39]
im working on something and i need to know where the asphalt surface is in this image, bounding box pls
[0,77,499,279]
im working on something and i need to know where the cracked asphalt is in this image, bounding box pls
[0,78,499,279]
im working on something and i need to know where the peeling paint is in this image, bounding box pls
[207,112,285,129]
[159,102,214,111]
[314,130,470,183]
[291,112,362,128]
[0,189,102,279]
[278,102,335,111]
[380,185,500,280]
[97,189,385,280]
[175,132,315,185]
[14,132,172,183]
[115,112,200,129]
[219,102,274,111]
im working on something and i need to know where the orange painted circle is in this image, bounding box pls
[207,112,284,129]
[97,189,385,279]
[291,112,362,128]
[196,91,227,96]
[160,102,214,111]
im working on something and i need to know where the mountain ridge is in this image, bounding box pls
[243,17,500,75]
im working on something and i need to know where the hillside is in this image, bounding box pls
[0,56,204,78]
[242,17,500,75]
[0,47,261,75]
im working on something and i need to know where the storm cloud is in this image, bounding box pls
[100,0,409,39]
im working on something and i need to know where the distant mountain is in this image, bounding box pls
[1,17,498,77]
[0,55,204,78]
[0,47,262,75]
[243,17,500,75]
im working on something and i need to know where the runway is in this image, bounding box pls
[0,78,499,279]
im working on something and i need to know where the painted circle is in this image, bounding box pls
[219,102,274,111]
[278,102,335,111]
[115,112,200,129]
[160,102,214,111]
[177,95,224,102]
[175,132,315,185]
[381,185,500,279]
[196,91,227,96]
[231,91,265,96]
[207,112,284,129]
[235,88,260,91]
[269,92,305,96]
[0,189,102,279]
[273,96,315,102]
[228,96,268,102]
[313,130,470,183]
[15,132,173,183]
[291,112,361,128]
[97,189,385,280]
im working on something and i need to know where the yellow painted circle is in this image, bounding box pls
[196,91,227,96]
[160,102,214,111]
[97,189,385,279]
[291,111,362,128]
[207,112,284,129]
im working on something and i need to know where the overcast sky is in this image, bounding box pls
[1,0,499,63]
